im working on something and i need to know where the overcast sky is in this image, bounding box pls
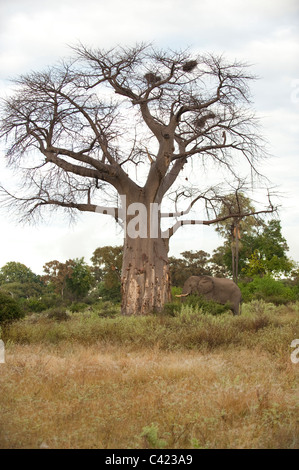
[0,0,298,274]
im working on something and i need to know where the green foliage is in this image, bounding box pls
[43,258,94,301]
[65,258,94,300]
[69,302,89,313]
[0,290,24,323]
[0,261,41,285]
[169,250,211,287]
[239,276,297,304]
[91,245,122,289]
[23,297,48,313]
[42,259,75,297]
[97,282,121,303]
[140,423,167,449]
[46,307,69,322]
[171,286,182,298]
[0,281,44,300]
[96,301,121,318]
[39,293,63,309]
[184,294,231,315]
[161,295,231,317]
[211,219,294,279]
[0,262,44,306]
[160,301,181,316]
[241,220,294,277]
[209,245,232,277]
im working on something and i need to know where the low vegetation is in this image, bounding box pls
[0,300,298,449]
[0,291,24,324]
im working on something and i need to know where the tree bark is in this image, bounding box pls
[121,235,171,315]
[120,199,171,315]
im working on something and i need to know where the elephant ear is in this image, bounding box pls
[198,276,214,294]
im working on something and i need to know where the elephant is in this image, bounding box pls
[181,275,242,315]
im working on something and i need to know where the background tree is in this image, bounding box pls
[241,219,294,278]
[211,219,293,280]
[209,246,232,278]
[169,250,211,287]
[65,257,94,300]
[42,260,75,299]
[0,261,43,299]
[91,246,122,288]
[0,290,24,324]
[0,261,40,285]
[214,193,260,282]
[0,44,275,315]
[43,257,93,301]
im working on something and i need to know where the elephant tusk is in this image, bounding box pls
[175,293,189,297]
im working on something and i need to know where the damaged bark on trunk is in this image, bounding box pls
[120,193,171,315]
[121,235,171,316]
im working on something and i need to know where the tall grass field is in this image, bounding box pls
[0,300,298,449]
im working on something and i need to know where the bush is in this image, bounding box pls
[97,282,121,303]
[69,302,89,313]
[171,286,182,299]
[19,293,63,313]
[46,307,69,321]
[160,295,232,317]
[96,301,120,318]
[240,276,296,305]
[25,297,47,312]
[184,295,231,315]
[160,301,181,316]
[0,291,24,323]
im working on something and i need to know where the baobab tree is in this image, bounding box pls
[0,44,275,315]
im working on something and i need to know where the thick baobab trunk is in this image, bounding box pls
[121,235,171,316]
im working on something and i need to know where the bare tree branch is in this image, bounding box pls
[0,43,273,224]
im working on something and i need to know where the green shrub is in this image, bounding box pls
[184,295,231,315]
[140,423,167,449]
[0,291,24,323]
[97,282,121,303]
[69,302,89,313]
[20,293,63,313]
[25,297,47,312]
[46,307,69,321]
[160,301,181,316]
[171,286,182,299]
[96,301,120,317]
[40,293,63,309]
[240,276,296,304]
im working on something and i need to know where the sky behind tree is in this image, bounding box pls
[0,0,298,274]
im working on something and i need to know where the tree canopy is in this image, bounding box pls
[91,246,122,287]
[211,219,294,279]
[169,250,211,287]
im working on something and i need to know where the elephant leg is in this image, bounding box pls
[233,303,240,315]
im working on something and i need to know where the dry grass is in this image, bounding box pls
[0,304,298,449]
